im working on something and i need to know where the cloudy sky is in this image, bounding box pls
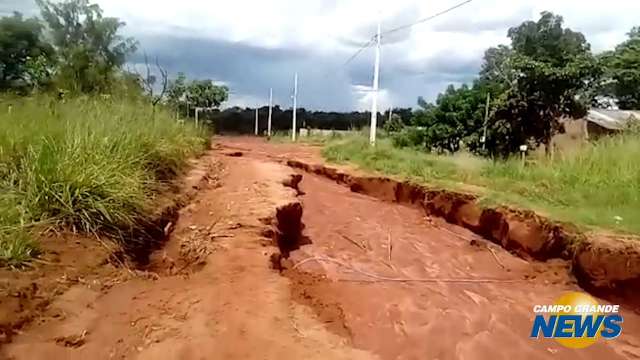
[1,0,639,110]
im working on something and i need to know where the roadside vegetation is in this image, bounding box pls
[0,0,228,266]
[320,12,639,235]
[324,132,640,234]
[0,96,207,266]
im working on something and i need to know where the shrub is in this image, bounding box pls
[0,95,207,266]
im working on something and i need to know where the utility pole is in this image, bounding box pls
[482,92,490,150]
[255,108,259,135]
[369,18,382,146]
[292,72,298,141]
[388,107,393,122]
[195,107,200,128]
[268,88,273,138]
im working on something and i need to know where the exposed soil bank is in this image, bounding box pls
[286,159,640,297]
[0,151,219,346]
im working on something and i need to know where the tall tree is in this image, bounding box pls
[600,27,640,109]
[0,12,54,90]
[36,0,137,93]
[493,12,599,155]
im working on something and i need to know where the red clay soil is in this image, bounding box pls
[217,137,640,360]
[4,136,640,360]
[285,159,640,297]
[0,234,117,346]
[2,146,373,360]
[0,151,218,349]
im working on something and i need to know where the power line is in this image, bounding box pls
[340,0,473,68]
[343,37,376,67]
[382,0,473,37]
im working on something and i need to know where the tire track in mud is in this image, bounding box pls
[217,138,640,360]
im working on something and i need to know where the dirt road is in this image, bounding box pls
[3,137,640,359]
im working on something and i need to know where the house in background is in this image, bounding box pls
[583,109,640,139]
[547,109,639,155]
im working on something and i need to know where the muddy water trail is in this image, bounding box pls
[218,137,640,360]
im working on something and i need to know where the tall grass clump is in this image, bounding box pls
[0,95,208,266]
[480,133,640,232]
[323,133,640,234]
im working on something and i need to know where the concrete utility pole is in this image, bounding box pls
[292,72,298,141]
[369,18,382,146]
[195,107,200,128]
[268,88,273,138]
[255,108,259,135]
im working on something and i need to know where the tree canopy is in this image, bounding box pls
[0,12,54,90]
[600,27,640,109]
[167,74,229,110]
[36,0,138,93]
[411,12,603,157]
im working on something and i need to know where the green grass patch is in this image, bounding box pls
[0,95,208,266]
[323,134,640,234]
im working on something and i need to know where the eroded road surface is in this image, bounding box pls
[3,136,640,360]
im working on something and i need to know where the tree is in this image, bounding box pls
[0,12,54,90]
[479,45,515,92]
[600,27,640,109]
[413,84,488,153]
[167,72,188,107]
[491,12,599,155]
[132,53,168,107]
[186,79,229,108]
[413,12,600,157]
[165,74,229,116]
[36,0,138,93]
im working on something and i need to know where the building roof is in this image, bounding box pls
[586,109,640,130]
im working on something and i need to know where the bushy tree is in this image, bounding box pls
[186,80,229,108]
[493,12,599,155]
[167,73,229,112]
[414,12,600,157]
[600,27,640,109]
[36,0,138,93]
[413,84,488,153]
[0,12,54,90]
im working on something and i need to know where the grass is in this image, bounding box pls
[323,134,640,234]
[270,128,359,145]
[0,95,208,266]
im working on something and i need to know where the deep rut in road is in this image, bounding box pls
[214,138,640,360]
[278,166,640,360]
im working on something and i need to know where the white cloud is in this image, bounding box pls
[90,0,639,109]
[3,0,638,109]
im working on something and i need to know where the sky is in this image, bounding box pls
[1,0,639,111]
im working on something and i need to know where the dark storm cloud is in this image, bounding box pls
[132,34,362,110]
[0,0,480,110]
[132,33,480,110]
